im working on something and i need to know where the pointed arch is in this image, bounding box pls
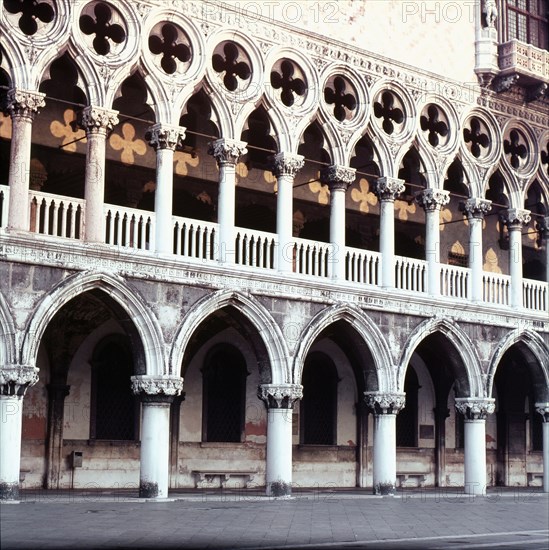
[398,317,483,397]
[292,304,393,392]
[0,290,16,367]
[169,290,290,384]
[487,329,549,402]
[20,271,165,375]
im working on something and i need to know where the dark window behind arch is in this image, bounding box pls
[91,336,137,440]
[397,366,419,447]
[300,352,338,445]
[202,344,247,442]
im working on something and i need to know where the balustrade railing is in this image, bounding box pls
[173,216,217,261]
[483,273,510,306]
[104,205,154,250]
[292,238,331,278]
[235,228,276,269]
[523,279,548,312]
[0,185,8,228]
[440,264,469,299]
[395,256,426,292]
[345,247,380,285]
[29,190,84,239]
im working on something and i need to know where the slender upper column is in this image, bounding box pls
[80,106,119,243]
[272,153,304,273]
[416,189,450,296]
[364,391,406,495]
[208,138,247,263]
[373,177,405,289]
[0,365,40,500]
[499,208,531,308]
[463,198,492,302]
[5,89,46,232]
[455,397,495,495]
[131,375,184,499]
[535,402,549,493]
[321,165,356,280]
[147,123,185,255]
[258,384,302,497]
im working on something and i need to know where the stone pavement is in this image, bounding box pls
[1,488,548,550]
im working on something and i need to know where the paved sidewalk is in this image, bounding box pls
[1,488,548,550]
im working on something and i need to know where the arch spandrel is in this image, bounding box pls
[0,290,16,367]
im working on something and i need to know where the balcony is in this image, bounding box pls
[498,39,549,90]
[0,185,547,314]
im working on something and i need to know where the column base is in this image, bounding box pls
[267,480,292,498]
[0,482,20,500]
[373,482,396,496]
[139,481,159,499]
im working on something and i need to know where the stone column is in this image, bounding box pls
[463,198,492,302]
[208,138,247,264]
[416,189,450,296]
[147,123,185,255]
[131,375,184,499]
[0,365,39,500]
[5,89,46,232]
[320,165,356,280]
[373,177,405,288]
[364,391,406,495]
[500,209,531,308]
[455,397,495,495]
[271,153,304,272]
[258,384,302,497]
[80,106,119,243]
[45,383,70,489]
[535,403,549,493]
[543,217,549,284]
[169,394,185,488]
[434,404,450,487]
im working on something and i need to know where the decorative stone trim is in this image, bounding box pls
[364,391,406,415]
[373,177,405,202]
[5,89,46,121]
[320,165,356,191]
[499,208,531,230]
[415,189,450,212]
[455,397,495,420]
[208,138,247,166]
[271,152,304,178]
[146,123,186,151]
[0,365,39,396]
[80,106,119,135]
[258,384,303,409]
[535,402,549,422]
[463,198,492,220]
[131,375,184,401]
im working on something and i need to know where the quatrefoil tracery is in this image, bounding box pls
[270,59,306,107]
[4,0,54,35]
[212,42,251,92]
[373,91,404,135]
[324,76,357,122]
[420,104,449,147]
[503,129,528,170]
[79,2,126,56]
[148,23,191,75]
[463,117,490,159]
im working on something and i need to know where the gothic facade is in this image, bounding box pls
[0,0,548,500]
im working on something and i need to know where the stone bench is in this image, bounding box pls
[527,472,543,486]
[19,469,31,483]
[192,470,257,489]
[397,472,427,487]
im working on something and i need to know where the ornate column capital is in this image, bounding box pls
[364,391,406,415]
[271,152,304,178]
[499,208,531,230]
[373,176,405,202]
[463,198,492,220]
[320,164,356,191]
[455,397,495,420]
[146,123,186,151]
[258,384,303,409]
[535,402,549,422]
[1,365,39,397]
[416,188,450,212]
[131,375,184,403]
[208,138,247,166]
[80,106,119,135]
[5,89,46,121]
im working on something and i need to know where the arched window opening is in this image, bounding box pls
[90,336,137,440]
[300,352,338,445]
[397,366,419,447]
[202,345,247,443]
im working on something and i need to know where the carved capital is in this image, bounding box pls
[499,208,531,230]
[455,397,495,420]
[271,152,304,178]
[320,165,356,191]
[373,177,405,202]
[5,89,46,121]
[463,198,492,220]
[0,365,39,397]
[131,375,184,403]
[364,391,406,415]
[416,188,450,212]
[208,138,247,166]
[535,402,549,423]
[146,123,186,151]
[80,106,119,135]
[258,384,303,409]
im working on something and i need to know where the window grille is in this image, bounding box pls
[448,251,469,267]
[505,0,548,50]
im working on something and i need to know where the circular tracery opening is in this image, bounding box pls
[420,104,449,147]
[148,22,192,75]
[3,0,55,35]
[79,1,126,57]
[503,128,529,171]
[463,116,491,160]
[270,58,306,108]
[373,90,405,135]
[324,75,357,122]
[212,41,251,92]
